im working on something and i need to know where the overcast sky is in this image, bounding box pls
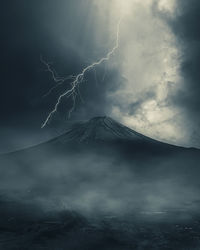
[0,0,200,152]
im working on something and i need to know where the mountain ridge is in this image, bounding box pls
[1,116,198,156]
[54,116,155,144]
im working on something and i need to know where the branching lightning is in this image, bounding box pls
[40,56,76,98]
[41,18,122,128]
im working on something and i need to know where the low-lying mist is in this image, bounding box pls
[0,143,200,222]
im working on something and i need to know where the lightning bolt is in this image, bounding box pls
[41,18,122,128]
[40,56,76,98]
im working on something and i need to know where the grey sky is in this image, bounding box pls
[0,0,200,152]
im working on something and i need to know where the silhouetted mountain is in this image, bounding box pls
[2,116,194,157]
[54,116,151,143]
[35,116,193,159]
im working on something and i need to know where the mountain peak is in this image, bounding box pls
[56,116,147,143]
[87,116,110,122]
[86,116,115,126]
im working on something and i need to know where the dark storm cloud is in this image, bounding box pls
[162,0,200,117]
[0,1,113,124]
[0,0,121,150]
[2,0,200,150]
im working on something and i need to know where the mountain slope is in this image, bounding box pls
[46,116,182,149]
[55,116,149,143]
[2,116,197,159]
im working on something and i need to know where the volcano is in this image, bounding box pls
[15,116,187,154]
[21,116,191,162]
[1,116,199,169]
[53,116,151,143]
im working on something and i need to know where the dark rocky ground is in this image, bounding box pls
[1,207,200,250]
[1,203,200,250]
